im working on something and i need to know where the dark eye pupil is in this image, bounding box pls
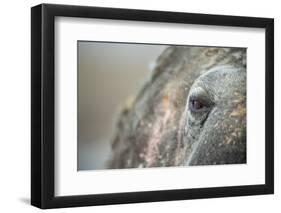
[190,100,204,110]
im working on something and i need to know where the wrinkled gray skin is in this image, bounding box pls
[107,47,246,169]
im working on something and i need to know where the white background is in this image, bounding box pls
[56,17,265,196]
[0,0,279,212]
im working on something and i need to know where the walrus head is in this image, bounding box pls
[108,47,246,169]
[176,65,246,166]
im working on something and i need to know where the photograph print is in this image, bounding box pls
[78,41,246,171]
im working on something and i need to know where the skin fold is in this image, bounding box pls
[107,46,246,169]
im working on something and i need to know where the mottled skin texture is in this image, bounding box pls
[107,47,246,169]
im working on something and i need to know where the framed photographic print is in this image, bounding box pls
[31,3,274,209]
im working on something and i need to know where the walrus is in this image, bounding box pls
[107,46,246,169]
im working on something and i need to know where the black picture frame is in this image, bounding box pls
[31,3,274,209]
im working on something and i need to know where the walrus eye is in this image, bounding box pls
[188,87,213,114]
[189,99,205,111]
[188,98,210,113]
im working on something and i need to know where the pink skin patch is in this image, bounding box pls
[145,107,173,166]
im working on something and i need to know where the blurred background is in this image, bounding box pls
[78,41,168,170]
